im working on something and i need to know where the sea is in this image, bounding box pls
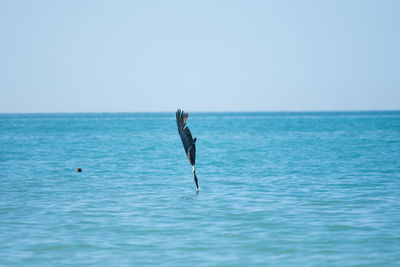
[0,111,399,266]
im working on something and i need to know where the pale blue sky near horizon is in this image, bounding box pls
[0,0,399,113]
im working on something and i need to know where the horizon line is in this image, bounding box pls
[1,109,399,115]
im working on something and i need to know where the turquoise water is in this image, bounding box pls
[1,112,399,266]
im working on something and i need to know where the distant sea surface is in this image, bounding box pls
[1,111,399,266]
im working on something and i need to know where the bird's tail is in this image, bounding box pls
[176,109,189,131]
[193,169,200,191]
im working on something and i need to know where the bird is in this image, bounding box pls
[176,109,199,191]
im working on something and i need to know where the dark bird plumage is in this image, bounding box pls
[176,109,199,190]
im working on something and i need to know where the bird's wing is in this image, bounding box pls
[176,109,195,154]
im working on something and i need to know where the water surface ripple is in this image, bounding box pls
[1,112,399,266]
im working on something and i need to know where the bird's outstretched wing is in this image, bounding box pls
[176,109,196,165]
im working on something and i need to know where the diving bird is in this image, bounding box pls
[176,109,199,191]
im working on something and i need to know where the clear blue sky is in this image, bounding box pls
[1,0,399,113]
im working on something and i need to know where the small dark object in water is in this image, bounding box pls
[76,168,82,172]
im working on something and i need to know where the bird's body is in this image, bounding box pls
[176,109,199,190]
